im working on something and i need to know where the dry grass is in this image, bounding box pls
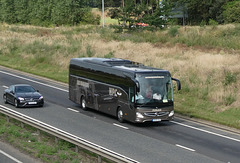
[0,23,239,128]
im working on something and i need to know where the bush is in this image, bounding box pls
[223,71,237,86]
[0,0,99,26]
[224,94,236,106]
[168,26,179,37]
[104,51,115,58]
[223,1,240,23]
[209,19,218,26]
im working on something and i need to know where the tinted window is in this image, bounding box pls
[15,86,36,93]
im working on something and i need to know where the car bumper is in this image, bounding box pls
[18,99,44,107]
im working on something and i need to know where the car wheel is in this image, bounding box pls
[117,108,124,123]
[14,99,19,108]
[3,94,8,104]
[81,96,87,110]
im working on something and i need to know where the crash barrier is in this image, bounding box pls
[0,105,139,163]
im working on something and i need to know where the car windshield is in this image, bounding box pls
[15,86,36,93]
[135,73,173,105]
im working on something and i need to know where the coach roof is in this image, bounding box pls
[70,58,170,78]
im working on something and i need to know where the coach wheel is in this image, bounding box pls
[81,96,87,110]
[117,108,124,123]
[14,99,19,108]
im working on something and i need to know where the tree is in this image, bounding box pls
[1,0,16,23]
[223,0,240,23]
[14,0,30,24]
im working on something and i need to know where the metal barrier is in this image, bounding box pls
[0,104,139,163]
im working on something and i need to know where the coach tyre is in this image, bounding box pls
[81,96,87,110]
[117,108,124,123]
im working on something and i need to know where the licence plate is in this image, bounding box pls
[152,119,161,122]
[28,102,37,105]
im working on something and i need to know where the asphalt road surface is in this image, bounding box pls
[0,66,240,163]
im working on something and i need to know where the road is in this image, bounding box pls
[0,66,240,163]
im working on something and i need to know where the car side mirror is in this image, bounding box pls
[10,90,14,94]
[37,90,39,92]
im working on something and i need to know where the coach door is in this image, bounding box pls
[96,84,117,116]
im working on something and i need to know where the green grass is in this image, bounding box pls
[99,24,240,50]
[0,23,240,129]
[0,113,111,163]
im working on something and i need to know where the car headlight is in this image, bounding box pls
[136,112,144,118]
[18,97,25,101]
[39,96,44,100]
[169,110,174,117]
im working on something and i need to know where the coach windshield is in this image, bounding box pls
[135,73,173,105]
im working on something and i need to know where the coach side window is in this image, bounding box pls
[129,87,134,102]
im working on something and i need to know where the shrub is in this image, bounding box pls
[209,19,218,26]
[223,1,240,23]
[223,71,237,86]
[224,94,236,106]
[104,51,115,58]
[168,26,179,37]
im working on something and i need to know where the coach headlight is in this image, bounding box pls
[169,110,174,117]
[136,112,144,118]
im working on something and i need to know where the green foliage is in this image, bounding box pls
[168,26,179,37]
[0,0,17,23]
[224,94,236,106]
[109,24,124,33]
[86,44,94,57]
[223,0,240,23]
[0,0,100,26]
[8,126,21,137]
[170,0,229,25]
[209,19,218,26]
[104,51,115,58]
[200,20,207,27]
[223,71,237,86]
[107,0,171,29]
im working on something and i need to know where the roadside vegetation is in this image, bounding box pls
[0,113,111,163]
[0,1,239,162]
[0,23,239,129]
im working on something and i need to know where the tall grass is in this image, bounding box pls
[0,23,240,129]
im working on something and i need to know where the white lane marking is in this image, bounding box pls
[0,149,23,163]
[1,70,239,144]
[0,70,68,92]
[172,121,240,143]
[2,85,8,89]
[0,105,139,163]
[113,123,129,130]
[67,108,79,113]
[176,144,196,152]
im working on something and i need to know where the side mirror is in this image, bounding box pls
[136,81,140,93]
[10,90,14,94]
[172,78,181,90]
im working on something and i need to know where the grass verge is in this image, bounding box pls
[0,113,112,163]
[0,23,239,129]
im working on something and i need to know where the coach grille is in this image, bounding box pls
[144,112,169,117]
